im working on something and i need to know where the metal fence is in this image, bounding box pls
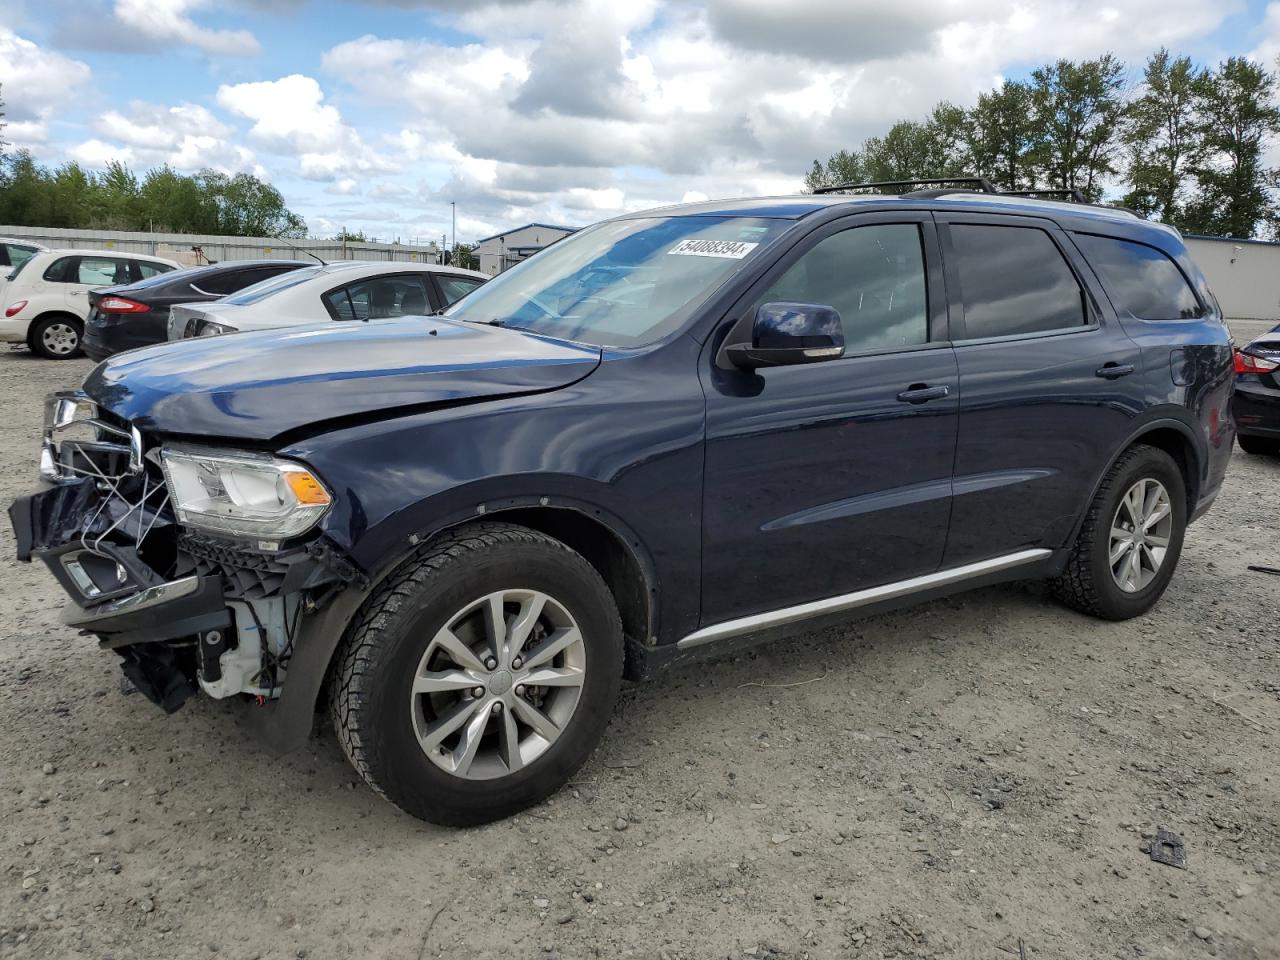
[0,224,442,267]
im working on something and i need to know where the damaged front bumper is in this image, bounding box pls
[11,395,363,736]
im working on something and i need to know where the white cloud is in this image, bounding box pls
[0,27,92,147]
[216,74,395,180]
[113,0,260,56]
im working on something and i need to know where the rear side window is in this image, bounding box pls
[437,274,485,305]
[756,223,929,353]
[1073,234,1203,320]
[135,261,173,280]
[949,225,1087,339]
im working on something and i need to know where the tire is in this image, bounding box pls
[29,315,83,359]
[1238,435,1280,456]
[1051,444,1186,621]
[330,522,624,826]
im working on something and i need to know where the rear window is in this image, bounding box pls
[949,224,1087,340]
[224,266,322,305]
[1073,234,1203,320]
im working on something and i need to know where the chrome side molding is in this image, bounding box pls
[677,548,1052,650]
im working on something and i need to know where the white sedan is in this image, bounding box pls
[168,260,487,340]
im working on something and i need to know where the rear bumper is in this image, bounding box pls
[1232,381,1280,436]
[0,315,31,343]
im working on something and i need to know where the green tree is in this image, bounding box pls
[964,81,1037,189]
[0,151,54,225]
[1183,56,1280,238]
[333,228,367,242]
[1028,54,1127,200]
[48,162,94,227]
[802,149,865,192]
[199,170,307,237]
[89,160,142,229]
[1121,50,1208,223]
[452,242,478,270]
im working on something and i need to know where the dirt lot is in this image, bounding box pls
[0,338,1277,960]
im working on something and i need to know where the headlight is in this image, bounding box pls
[160,446,331,542]
[184,318,234,338]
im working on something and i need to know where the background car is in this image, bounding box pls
[1232,325,1280,454]
[168,261,487,339]
[0,248,180,358]
[82,259,311,361]
[0,237,49,307]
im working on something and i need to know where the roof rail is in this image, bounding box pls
[813,177,999,196]
[1001,188,1089,203]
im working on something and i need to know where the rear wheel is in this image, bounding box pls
[1052,445,1186,620]
[29,315,83,359]
[1238,435,1280,456]
[330,522,623,825]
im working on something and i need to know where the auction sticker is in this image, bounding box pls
[668,238,759,259]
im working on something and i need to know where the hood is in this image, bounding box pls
[83,317,602,442]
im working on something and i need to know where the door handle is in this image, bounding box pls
[896,384,950,404]
[1095,362,1135,379]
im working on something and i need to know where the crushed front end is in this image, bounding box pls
[10,392,358,718]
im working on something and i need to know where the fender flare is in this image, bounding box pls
[244,494,660,756]
[1066,415,1203,546]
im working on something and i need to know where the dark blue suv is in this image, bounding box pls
[11,187,1234,825]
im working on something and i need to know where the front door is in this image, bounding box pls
[699,213,959,627]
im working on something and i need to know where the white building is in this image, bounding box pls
[475,223,576,276]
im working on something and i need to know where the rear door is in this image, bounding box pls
[934,212,1145,565]
[699,211,958,625]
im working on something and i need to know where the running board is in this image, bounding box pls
[676,548,1052,650]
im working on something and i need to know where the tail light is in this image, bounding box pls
[4,300,28,318]
[96,296,150,314]
[1234,349,1280,374]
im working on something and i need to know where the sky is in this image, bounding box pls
[1,0,1279,246]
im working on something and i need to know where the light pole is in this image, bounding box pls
[450,202,456,258]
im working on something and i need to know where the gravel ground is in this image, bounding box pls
[0,339,1277,960]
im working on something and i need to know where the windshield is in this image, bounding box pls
[444,216,789,347]
[224,265,323,305]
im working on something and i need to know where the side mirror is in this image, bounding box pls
[724,302,845,371]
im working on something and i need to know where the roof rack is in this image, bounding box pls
[813,177,999,196]
[1001,188,1089,203]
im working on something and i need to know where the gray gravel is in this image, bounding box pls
[0,341,1277,959]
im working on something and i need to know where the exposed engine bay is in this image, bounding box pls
[10,393,356,714]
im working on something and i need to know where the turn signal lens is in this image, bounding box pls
[1235,349,1280,374]
[4,300,28,318]
[283,469,332,506]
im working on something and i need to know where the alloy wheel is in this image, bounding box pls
[409,589,587,780]
[1108,478,1173,593]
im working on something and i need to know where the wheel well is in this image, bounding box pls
[1132,427,1199,513]
[476,507,653,663]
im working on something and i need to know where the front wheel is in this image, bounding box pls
[330,522,624,825]
[1052,445,1186,620]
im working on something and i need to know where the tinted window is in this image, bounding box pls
[224,266,323,305]
[437,275,484,305]
[950,225,1086,339]
[1073,234,1203,320]
[756,224,928,353]
[325,275,431,321]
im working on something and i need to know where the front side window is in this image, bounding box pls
[437,275,484,305]
[755,224,928,353]
[1072,233,1203,320]
[445,216,790,347]
[324,275,431,321]
[950,224,1087,339]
